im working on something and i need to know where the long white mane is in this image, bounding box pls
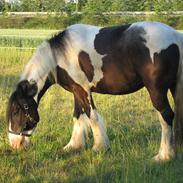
[20,41,57,99]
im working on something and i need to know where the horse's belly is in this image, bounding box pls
[91,73,144,95]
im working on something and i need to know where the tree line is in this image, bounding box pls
[1,0,183,13]
[1,0,183,29]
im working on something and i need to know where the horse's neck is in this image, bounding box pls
[20,41,57,102]
[37,72,56,103]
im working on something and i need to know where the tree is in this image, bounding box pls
[42,0,65,12]
[111,0,146,11]
[0,0,5,11]
[78,0,87,11]
[83,0,113,14]
[82,0,113,25]
[153,0,174,13]
[19,0,40,11]
[172,0,183,11]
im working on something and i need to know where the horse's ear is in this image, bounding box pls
[17,80,38,97]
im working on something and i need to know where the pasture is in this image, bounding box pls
[0,29,183,183]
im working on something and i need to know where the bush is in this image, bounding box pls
[108,16,143,26]
[81,13,109,26]
[145,15,180,28]
[176,16,183,30]
[0,15,183,29]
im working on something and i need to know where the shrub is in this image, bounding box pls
[0,15,183,29]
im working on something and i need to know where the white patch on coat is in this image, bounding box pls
[64,109,110,151]
[8,133,30,149]
[153,112,175,161]
[89,109,109,151]
[20,41,57,101]
[63,114,90,150]
[8,132,24,149]
[131,21,180,62]
[8,123,32,149]
[56,24,105,89]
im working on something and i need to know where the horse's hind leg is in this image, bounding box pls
[63,96,90,151]
[148,88,175,161]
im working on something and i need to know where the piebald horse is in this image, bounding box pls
[6,21,183,161]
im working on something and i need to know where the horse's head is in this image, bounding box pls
[7,80,39,149]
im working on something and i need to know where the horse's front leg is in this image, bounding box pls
[89,96,110,151]
[63,87,109,151]
[63,96,90,151]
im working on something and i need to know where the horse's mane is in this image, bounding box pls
[47,30,68,50]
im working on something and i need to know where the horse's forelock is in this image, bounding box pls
[6,92,17,123]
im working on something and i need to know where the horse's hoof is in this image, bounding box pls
[63,144,73,151]
[92,145,100,152]
[63,143,84,152]
[152,153,175,162]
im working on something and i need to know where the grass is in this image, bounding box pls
[1,29,183,183]
[0,29,58,48]
[0,29,58,39]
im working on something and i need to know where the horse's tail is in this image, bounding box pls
[174,34,183,149]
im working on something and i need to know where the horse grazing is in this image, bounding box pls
[6,21,183,161]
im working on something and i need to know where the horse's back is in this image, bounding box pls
[65,21,182,59]
[66,24,101,48]
[130,21,181,60]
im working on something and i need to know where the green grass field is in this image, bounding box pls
[1,29,183,183]
[0,29,58,48]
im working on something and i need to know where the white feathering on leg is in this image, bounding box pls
[90,109,109,151]
[153,112,175,161]
[63,114,90,151]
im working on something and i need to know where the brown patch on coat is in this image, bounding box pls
[78,51,94,82]
[141,44,179,126]
[56,66,91,117]
[92,25,145,94]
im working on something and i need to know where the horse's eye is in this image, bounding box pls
[13,107,20,115]
[13,111,18,116]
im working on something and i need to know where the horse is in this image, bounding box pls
[6,21,183,161]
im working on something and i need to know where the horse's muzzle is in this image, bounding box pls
[8,133,30,149]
